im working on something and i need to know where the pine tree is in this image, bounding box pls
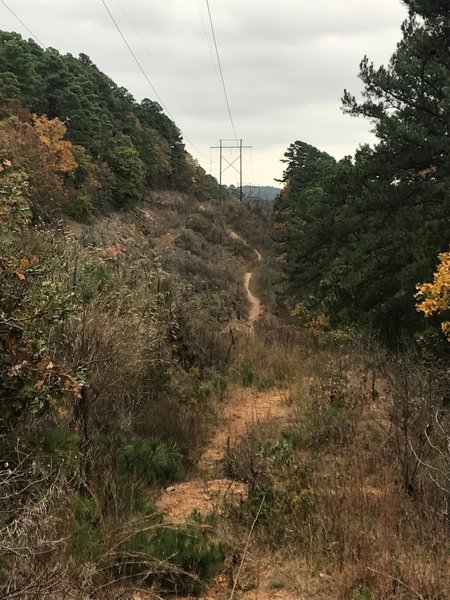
[275,1,450,339]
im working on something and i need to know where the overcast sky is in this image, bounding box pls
[1,0,408,185]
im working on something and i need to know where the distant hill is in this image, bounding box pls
[226,184,281,214]
[242,185,281,201]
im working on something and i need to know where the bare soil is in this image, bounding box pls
[157,234,286,525]
[244,271,262,325]
[154,234,301,599]
[157,386,289,524]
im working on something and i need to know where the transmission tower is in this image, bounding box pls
[210,139,252,203]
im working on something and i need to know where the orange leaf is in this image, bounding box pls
[19,258,31,270]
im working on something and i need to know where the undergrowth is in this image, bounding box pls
[226,323,450,600]
[0,193,269,598]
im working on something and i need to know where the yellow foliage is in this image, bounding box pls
[416,252,450,339]
[32,114,77,173]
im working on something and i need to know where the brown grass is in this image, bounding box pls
[222,325,450,600]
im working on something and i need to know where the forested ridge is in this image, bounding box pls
[1,0,450,598]
[274,0,450,341]
[0,30,218,220]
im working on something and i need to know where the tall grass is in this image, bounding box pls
[227,322,450,599]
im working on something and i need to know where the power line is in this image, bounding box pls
[205,0,238,141]
[101,0,167,111]
[196,0,219,79]
[101,0,208,161]
[116,0,215,165]
[116,0,177,99]
[0,0,45,48]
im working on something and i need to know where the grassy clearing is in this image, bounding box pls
[224,322,450,600]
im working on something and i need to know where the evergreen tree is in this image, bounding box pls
[0,30,220,211]
[275,1,450,339]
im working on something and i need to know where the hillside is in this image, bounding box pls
[0,30,222,218]
[2,179,449,600]
[1,3,450,599]
[241,185,281,202]
[0,182,277,598]
[0,32,276,595]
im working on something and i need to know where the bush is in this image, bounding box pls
[349,581,376,600]
[152,523,224,595]
[232,358,254,387]
[72,493,101,561]
[77,260,112,302]
[38,427,79,472]
[290,367,363,451]
[119,436,184,485]
[113,518,223,595]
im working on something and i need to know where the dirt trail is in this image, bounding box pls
[153,234,299,600]
[157,234,287,524]
[158,386,288,523]
[228,229,262,265]
[225,229,263,330]
[244,272,262,325]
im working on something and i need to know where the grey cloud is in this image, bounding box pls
[1,0,408,185]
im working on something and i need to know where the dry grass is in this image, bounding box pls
[223,325,450,600]
[4,191,449,599]
[1,190,280,598]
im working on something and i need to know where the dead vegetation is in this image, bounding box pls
[2,190,449,599]
[221,327,450,600]
[0,192,273,598]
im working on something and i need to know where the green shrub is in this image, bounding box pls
[349,581,376,600]
[281,426,305,449]
[232,358,254,387]
[119,436,184,485]
[187,509,218,528]
[227,430,317,547]
[212,372,229,401]
[73,494,101,561]
[38,427,79,472]
[78,261,112,302]
[116,520,223,596]
[152,524,223,595]
[115,480,160,519]
[69,191,94,221]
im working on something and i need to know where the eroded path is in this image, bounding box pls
[151,234,303,600]
[157,234,288,524]
[244,271,261,325]
[158,387,288,523]
[224,230,263,332]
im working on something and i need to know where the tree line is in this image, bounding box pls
[0,30,221,220]
[274,0,450,343]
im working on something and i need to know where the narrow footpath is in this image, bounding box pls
[157,232,288,522]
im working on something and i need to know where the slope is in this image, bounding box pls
[0,178,278,597]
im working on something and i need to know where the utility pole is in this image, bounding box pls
[210,139,252,203]
[219,138,223,204]
[239,138,243,202]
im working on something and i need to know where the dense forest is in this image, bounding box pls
[1,0,449,598]
[0,30,222,221]
[274,0,450,342]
